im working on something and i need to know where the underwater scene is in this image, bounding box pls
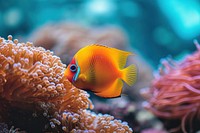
[0,0,200,133]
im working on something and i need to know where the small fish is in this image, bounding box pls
[64,44,137,98]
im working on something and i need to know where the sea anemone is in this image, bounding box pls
[0,35,90,113]
[142,41,200,133]
[0,35,133,132]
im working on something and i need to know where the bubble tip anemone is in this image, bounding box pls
[143,41,200,132]
[0,35,133,132]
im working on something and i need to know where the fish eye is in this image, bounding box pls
[70,64,77,72]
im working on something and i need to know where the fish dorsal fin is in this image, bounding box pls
[88,44,110,48]
[115,50,133,69]
[94,79,123,98]
[109,47,133,69]
[87,44,133,69]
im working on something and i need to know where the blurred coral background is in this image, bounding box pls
[0,0,200,132]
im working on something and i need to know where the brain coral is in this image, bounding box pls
[0,35,133,133]
[142,41,200,133]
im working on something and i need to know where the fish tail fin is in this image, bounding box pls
[121,64,137,86]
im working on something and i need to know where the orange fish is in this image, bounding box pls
[64,44,137,98]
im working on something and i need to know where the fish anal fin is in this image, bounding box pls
[94,79,123,98]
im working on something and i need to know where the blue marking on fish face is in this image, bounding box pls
[72,60,80,83]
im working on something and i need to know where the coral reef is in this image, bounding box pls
[0,35,132,132]
[142,42,200,133]
[93,97,165,133]
[141,128,167,133]
[0,123,25,133]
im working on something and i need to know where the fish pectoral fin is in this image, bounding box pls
[79,74,87,82]
[94,79,123,98]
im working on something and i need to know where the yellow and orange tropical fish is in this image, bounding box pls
[64,44,137,98]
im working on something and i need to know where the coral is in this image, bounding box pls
[0,123,25,133]
[142,42,200,133]
[0,35,90,113]
[93,97,137,130]
[93,97,165,133]
[141,128,168,133]
[0,123,10,133]
[71,110,131,133]
[0,35,133,132]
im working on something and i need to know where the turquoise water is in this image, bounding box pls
[0,0,199,68]
[1,0,200,132]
